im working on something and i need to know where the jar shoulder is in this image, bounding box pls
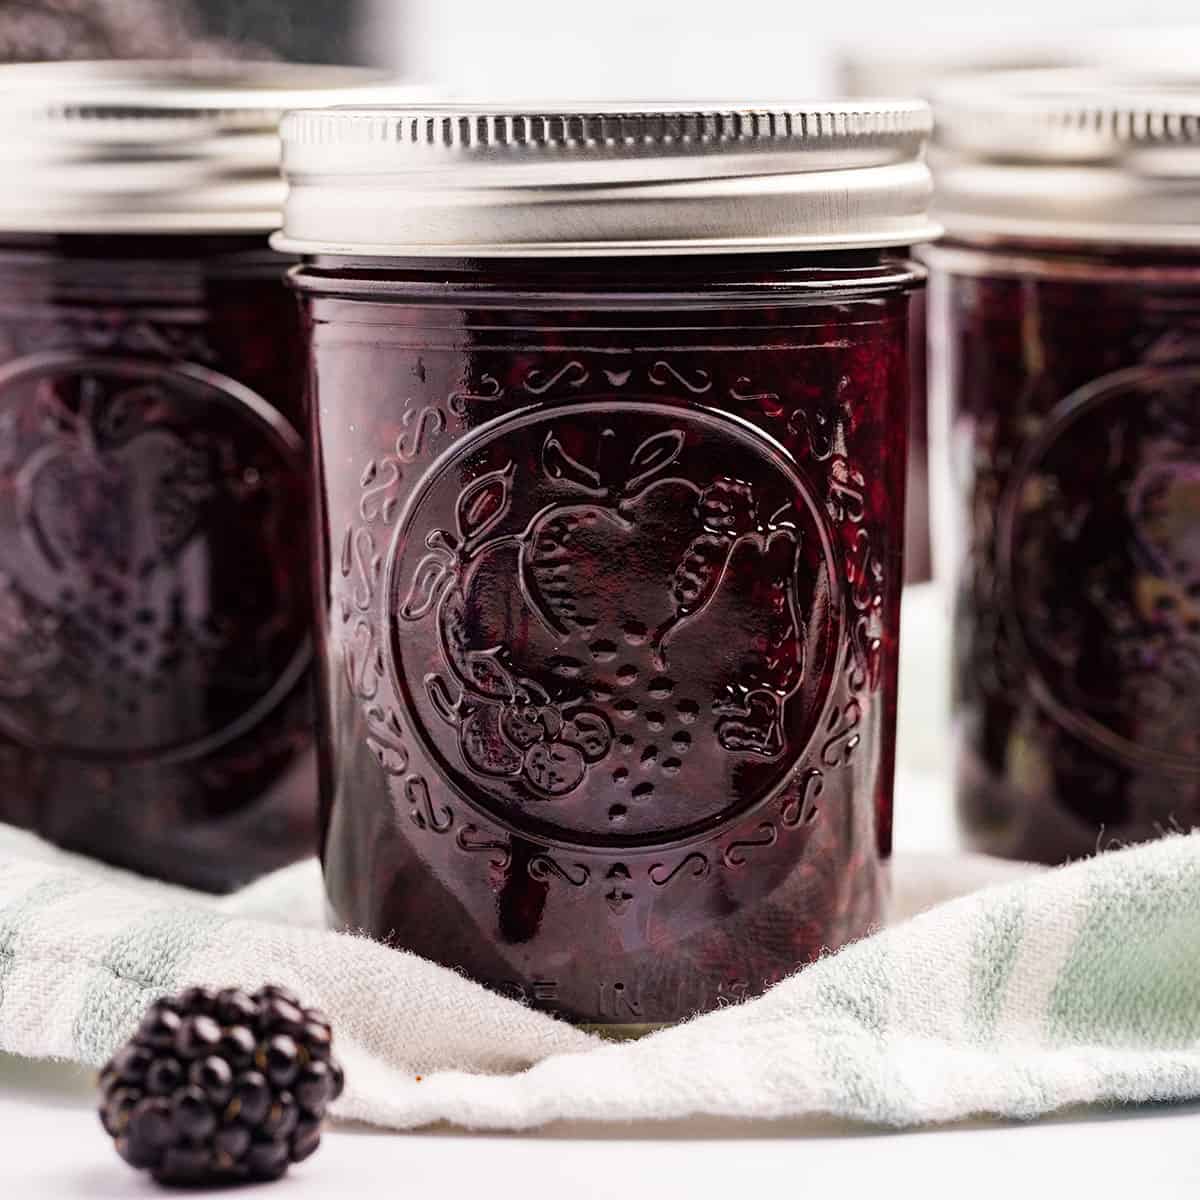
[290,251,926,314]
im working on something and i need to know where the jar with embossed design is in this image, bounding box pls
[0,62,400,890]
[928,71,1200,864]
[277,102,937,1028]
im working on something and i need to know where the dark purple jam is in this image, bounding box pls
[0,235,317,890]
[297,251,917,1025]
[929,241,1200,864]
[905,286,931,582]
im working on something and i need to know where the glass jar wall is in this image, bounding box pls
[0,234,316,889]
[295,251,919,1024]
[929,240,1200,863]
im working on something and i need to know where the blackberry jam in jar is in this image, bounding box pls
[278,103,937,1026]
[0,63,390,889]
[928,73,1200,863]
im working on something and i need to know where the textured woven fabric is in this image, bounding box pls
[2,823,1198,1130]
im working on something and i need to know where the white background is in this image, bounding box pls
[368,1,1200,97]
[2,1058,1199,1200]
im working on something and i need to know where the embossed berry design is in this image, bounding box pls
[0,354,309,763]
[1002,364,1200,773]
[390,401,840,849]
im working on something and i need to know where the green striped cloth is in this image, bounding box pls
[1,823,1198,1130]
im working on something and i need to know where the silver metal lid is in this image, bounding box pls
[273,101,940,258]
[0,60,412,235]
[933,69,1200,245]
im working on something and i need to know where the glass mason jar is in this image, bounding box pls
[0,62,390,890]
[927,72,1200,863]
[278,102,938,1027]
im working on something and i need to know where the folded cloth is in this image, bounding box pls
[1,823,1197,1131]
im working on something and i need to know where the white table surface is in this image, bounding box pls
[4,587,1199,1198]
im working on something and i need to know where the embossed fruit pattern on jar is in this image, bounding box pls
[929,243,1200,864]
[302,254,914,1024]
[0,236,317,890]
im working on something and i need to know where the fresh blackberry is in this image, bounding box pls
[98,985,344,1186]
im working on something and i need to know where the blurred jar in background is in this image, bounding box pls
[838,35,1088,586]
[280,101,936,1027]
[926,71,1200,863]
[0,61,388,889]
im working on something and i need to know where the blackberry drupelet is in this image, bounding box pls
[98,985,345,1186]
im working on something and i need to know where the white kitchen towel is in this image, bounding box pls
[3,823,1199,1130]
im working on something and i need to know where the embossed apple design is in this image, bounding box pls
[4,373,222,748]
[1129,459,1200,594]
[402,455,619,797]
[20,377,209,576]
[0,571,69,706]
[397,417,811,816]
[1118,457,1200,751]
